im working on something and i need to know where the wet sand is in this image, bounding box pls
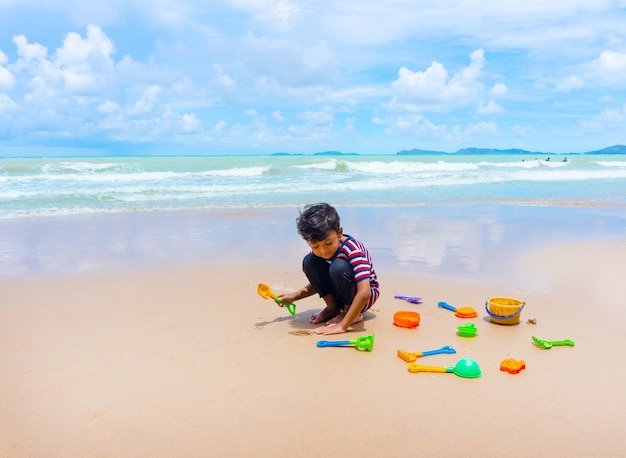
[1,206,625,456]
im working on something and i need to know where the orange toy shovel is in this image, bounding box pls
[257,283,297,315]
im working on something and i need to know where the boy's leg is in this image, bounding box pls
[302,253,340,323]
[326,258,362,325]
[328,258,357,308]
[302,253,332,297]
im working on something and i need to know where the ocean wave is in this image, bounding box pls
[41,161,126,173]
[596,161,626,168]
[481,160,566,169]
[2,155,625,220]
[343,160,479,174]
[0,165,272,184]
[2,164,626,199]
[292,159,339,171]
[204,165,271,177]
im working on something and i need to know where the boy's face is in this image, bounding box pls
[307,228,343,260]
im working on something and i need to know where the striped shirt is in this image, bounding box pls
[331,234,380,309]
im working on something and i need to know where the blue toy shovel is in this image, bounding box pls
[397,345,457,362]
[317,334,375,352]
[437,301,478,318]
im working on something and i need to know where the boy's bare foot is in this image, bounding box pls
[309,307,339,324]
[327,313,363,326]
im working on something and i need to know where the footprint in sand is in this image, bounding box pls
[288,330,313,336]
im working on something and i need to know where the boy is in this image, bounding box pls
[278,203,380,335]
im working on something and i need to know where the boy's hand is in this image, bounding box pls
[277,292,297,303]
[314,323,347,335]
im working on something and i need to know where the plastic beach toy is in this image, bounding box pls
[532,336,575,349]
[485,297,525,325]
[397,345,456,362]
[500,358,526,374]
[317,333,374,352]
[393,311,420,328]
[394,295,422,304]
[437,301,478,318]
[257,283,296,315]
[408,358,482,379]
[457,322,478,337]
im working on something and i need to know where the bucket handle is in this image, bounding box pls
[484,301,524,319]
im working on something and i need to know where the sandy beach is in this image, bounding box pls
[1,208,625,457]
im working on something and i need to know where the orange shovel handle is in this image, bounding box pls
[408,363,449,374]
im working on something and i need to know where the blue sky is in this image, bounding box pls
[1,1,626,156]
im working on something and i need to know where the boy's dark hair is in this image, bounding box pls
[296,203,340,242]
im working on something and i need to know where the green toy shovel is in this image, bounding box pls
[532,336,575,349]
[257,283,296,315]
[407,358,482,378]
[317,334,375,352]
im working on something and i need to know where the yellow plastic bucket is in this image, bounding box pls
[485,297,524,325]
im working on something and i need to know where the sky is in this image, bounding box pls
[1,1,626,156]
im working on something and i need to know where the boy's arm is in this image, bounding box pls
[278,283,316,302]
[322,280,371,334]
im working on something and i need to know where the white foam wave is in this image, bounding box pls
[0,165,271,184]
[41,161,125,173]
[343,160,479,174]
[596,161,626,168]
[292,159,338,170]
[202,165,271,177]
[3,155,625,220]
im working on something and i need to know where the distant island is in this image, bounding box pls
[271,145,626,156]
[397,145,626,156]
[397,147,545,155]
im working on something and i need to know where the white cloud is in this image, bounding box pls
[10,25,117,99]
[388,49,486,112]
[0,93,17,110]
[12,35,48,67]
[296,106,334,125]
[512,124,530,137]
[128,85,162,115]
[181,113,200,132]
[1,1,626,153]
[207,65,238,104]
[595,50,626,72]
[380,49,496,134]
[212,120,227,134]
[465,121,498,136]
[580,104,626,136]
[556,75,584,92]
[56,25,116,93]
[535,74,585,92]
[245,34,339,87]
[230,0,302,27]
[0,65,15,90]
[589,50,626,85]
[392,63,450,101]
[477,101,504,115]
[374,111,447,137]
[254,75,333,104]
[97,100,119,113]
[490,83,507,96]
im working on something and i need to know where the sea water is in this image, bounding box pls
[2,154,626,219]
[1,153,626,278]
